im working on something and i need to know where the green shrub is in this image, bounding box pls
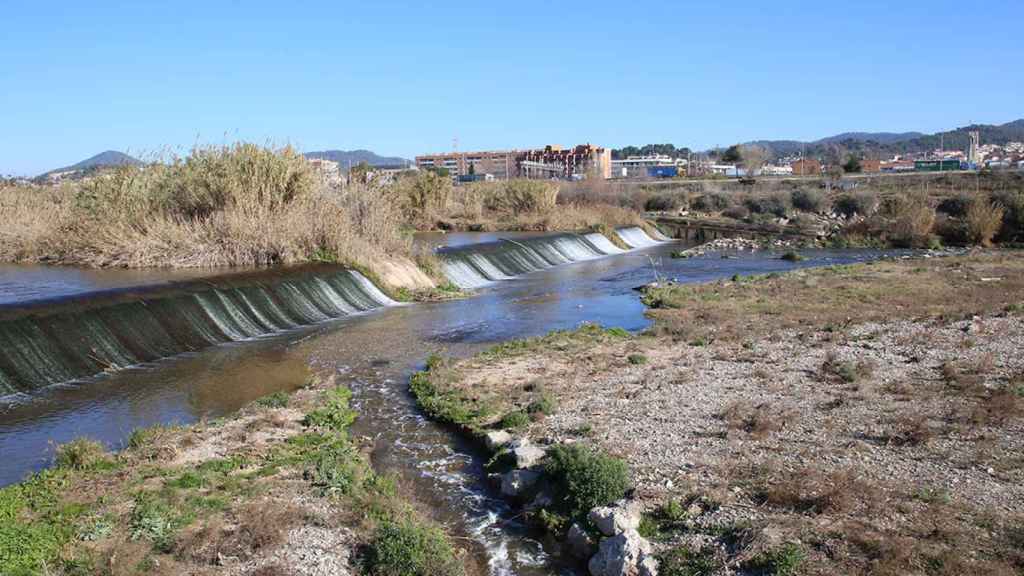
[500,411,531,430]
[256,391,289,408]
[544,444,631,519]
[744,192,790,218]
[722,205,750,220]
[627,354,648,365]
[527,393,558,417]
[691,193,732,212]
[834,192,876,218]
[658,546,717,576]
[745,543,805,576]
[780,251,804,262]
[364,519,464,576]
[645,194,680,212]
[54,438,110,471]
[790,189,826,213]
[937,194,972,217]
[303,387,357,432]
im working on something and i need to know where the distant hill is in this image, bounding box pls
[303,149,410,169]
[744,119,1024,158]
[40,150,141,178]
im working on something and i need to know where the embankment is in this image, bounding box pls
[0,373,475,575]
[410,251,1024,575]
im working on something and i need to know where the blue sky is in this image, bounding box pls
[1,0,1021,175]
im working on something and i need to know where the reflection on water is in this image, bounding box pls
[0,238,907,574]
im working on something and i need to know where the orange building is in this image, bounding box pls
[790,158,821,176]
[860,159,881,173]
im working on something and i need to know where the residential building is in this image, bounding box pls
[611,154,687,178]
[790,158,821,176]
[860,159,881,173]
[415,144,611,181]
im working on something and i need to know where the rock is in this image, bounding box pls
[588,529,657,576]
[567,522,596,559]
[500,469,540,497]
[525,489,554,512]
[510,438,546,469]
[484,430,513,450]
[589,499,642,536]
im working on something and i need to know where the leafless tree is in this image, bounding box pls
[739,145,768,177]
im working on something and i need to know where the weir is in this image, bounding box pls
[437,229,667,289]
[0,268,396,395]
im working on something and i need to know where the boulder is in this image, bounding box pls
[589,499,642,536]
[484,430,513,450]
[588,529,657,576]
[566,522,596,559]
[525,489,554,513]
[500,469,540,497]
[510,438,546,469]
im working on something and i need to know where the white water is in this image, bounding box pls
[584,232,626,254]
[615,226,663,248]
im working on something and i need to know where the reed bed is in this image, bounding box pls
[0,144,411,268]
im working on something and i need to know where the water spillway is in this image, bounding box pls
[0,268,396,395]
[437,230,664,289]
[615,226,666,248]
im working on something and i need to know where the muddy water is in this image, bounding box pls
[0,236,905,574]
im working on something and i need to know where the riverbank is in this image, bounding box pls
[412,251,1024,575]
[0,373,476,576]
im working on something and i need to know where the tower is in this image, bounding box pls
[968,130,981,165]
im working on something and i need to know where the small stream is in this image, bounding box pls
[0,235,908,574]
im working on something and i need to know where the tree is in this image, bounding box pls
[349,161,372,184]
[843,156,862,173]
[721,145,742,163]
[468,163,475,176]
[739,145,768,176]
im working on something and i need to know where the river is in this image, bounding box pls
[0,232,905,574]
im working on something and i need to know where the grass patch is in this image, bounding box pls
[627,353,648,365]
[657,546,717,576]
[255,391,290,409]
[499,410,531,431]
[54,438,113,472]
[744,542,805,576]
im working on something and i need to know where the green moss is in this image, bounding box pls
[364,519,465,576]
[544,444,631,520]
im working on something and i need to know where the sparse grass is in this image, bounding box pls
[499,410,531,431]
[720,401,782,439]
[821,352,875,384]
[744,542,805,576]
[657,546,718,576]
[627,353,648,365]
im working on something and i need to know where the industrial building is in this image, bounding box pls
[610,154,687,178]
[415,144,611,181]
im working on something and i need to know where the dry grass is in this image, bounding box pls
[719,400,784,439]
[966,197,1005,247]
[0,144,411,269]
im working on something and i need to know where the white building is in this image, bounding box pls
[611,154,687,177]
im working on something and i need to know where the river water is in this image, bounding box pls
[0,234,905,574]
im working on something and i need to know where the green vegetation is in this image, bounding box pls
[627,353,648,365]
[744,543,805,576]
[780,251,804,262]
[53,438,113,472]
[526,392,558,417]
[255,391,290,408]
[657,546,717,576]
[364,519,464,576]
[543,444,631,521]
[638,499,690,541]
[499,410,531,430]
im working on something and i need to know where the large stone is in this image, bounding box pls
[566,522,596,559]
[525,489,554,513]
[500,469,540,497]
[510,438,546,469]
[588,499,642,536]
[484,430,513,450]
[588,529,657,576]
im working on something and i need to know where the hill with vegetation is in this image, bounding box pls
[38,150,141,179]
[303,149,409,168]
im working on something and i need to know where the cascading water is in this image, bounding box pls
[438,232,645,289]
[615,226,664,248]
[0,269,395,395]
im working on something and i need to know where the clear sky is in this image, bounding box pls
[2,0,1021,175]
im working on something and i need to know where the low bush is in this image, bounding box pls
[965,197,1004,246]
[54,438,110,471]
[544,444,631,520]
[834,192,877,218]
[745,543,805,576]
[657,546,717,576]
[364,519,464,576]
[691,193,732,212]
[499,410,531,430]
[644,193,680,212]
[526,393,558,417]
[744,192,790,218]
[937,194,972,217]
[991,190,1024,241]
[627,353,648,365]
[790,188,826,213]
[722,205,750,220]
[255,391,290,409]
